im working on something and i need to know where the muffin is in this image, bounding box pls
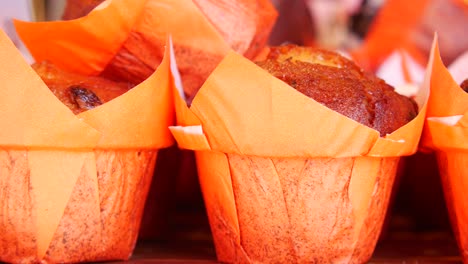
[257,45,418,136]
[170,46,427,263]
[32,61,132,114]
[0,30,174,263]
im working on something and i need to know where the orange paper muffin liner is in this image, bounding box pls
[421,38,468,262]
[0,30,174,262]
[197,152,400,263]
[0,150,157,263]
[169,46,429,262]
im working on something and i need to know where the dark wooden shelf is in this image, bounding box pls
[122,230,461,263]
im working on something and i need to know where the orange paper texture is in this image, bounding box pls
[14,0,277,102]
[0,29,174,263]
[169,48,428,262]
[421,39,468,262]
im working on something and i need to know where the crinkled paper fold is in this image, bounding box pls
[169,46,429,262]
[0,29,174,262]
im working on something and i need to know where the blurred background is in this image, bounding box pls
[5,0,468,69]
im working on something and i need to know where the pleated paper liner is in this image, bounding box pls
[0,30,174,262]
[421,39,468,263]
[169,45,429,262]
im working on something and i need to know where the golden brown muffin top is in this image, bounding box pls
[257,45,418,136]
[32,61,133,114]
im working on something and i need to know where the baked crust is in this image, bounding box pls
[32,61,132,114]
[257,45,418,136]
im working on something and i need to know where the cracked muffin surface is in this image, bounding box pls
[256,45,419,136]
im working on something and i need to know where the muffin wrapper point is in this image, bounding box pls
[169,45,429,263]
[421,37,468,262]
[0,30,174,262]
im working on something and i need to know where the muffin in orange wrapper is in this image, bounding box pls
[0,28,174,263]
[168,44,429,262]
[15,0,277,103]
[421,38,468,262]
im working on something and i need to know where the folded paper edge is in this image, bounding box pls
[169,126,210,151]
[0,28,173,150]
[0,29,101,149]
[77,37,175,149]
[172,49,426,158]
